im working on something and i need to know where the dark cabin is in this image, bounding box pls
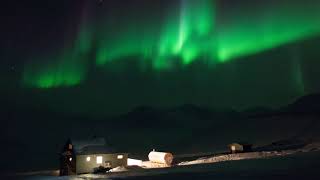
[228,142,253,153]
[59,137,128,175]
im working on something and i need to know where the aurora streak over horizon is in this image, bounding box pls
[23,0,320,88]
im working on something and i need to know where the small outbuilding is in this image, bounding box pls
[228,142,253,154]
[59,137,128,175]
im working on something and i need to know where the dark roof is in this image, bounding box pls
[71,137,106,153]
[66,137,125,155]
[77,145,116,155]
[229,142,252,146]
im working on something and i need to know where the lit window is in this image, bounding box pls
[231,146,236,151]
[86,156,91,162]
[96,156,103,164]
[117,155,123,159]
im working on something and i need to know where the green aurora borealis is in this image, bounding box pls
[22,0,320,89]
[4,1,320,173]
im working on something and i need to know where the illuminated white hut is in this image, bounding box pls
[60,137,128,175]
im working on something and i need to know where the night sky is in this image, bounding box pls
[2,0,320,117]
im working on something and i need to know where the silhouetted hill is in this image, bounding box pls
[242,93,320,118]
[287,93,320,114]
[113,104,240,130]
[118,106,164,128]
[241,107,276,118]
[112,93,320,130]
[3,93,320,172]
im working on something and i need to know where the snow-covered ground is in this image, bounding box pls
[178,142,320,166]
[10,142,320,180]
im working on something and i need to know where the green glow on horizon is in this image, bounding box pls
[23,50,88,88]
[23,18,92,88]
